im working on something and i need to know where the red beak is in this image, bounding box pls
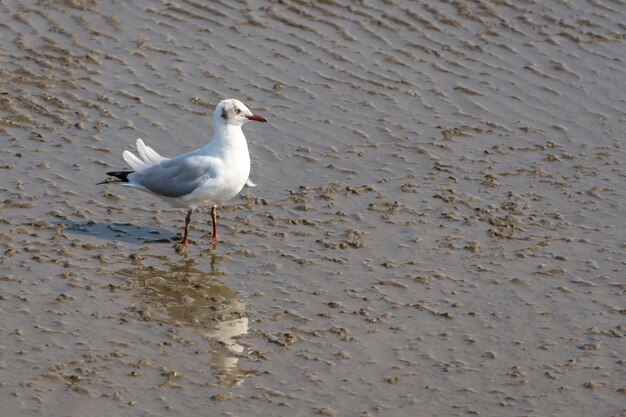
[247,114,268,123]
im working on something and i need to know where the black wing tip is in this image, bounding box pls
[98,170,134,184]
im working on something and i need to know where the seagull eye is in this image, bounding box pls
[234,108,241,115]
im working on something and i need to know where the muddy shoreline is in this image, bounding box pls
[0,1,624,416]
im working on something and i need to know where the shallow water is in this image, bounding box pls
[0,1,624,416]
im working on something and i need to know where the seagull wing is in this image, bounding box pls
[129,154,219,198]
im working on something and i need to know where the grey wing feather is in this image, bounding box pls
[130,155,218,198]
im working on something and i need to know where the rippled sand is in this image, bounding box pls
[1,1,624,416]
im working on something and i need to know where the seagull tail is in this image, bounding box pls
[97,170,134,185]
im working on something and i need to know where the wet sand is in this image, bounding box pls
[0,1,624,416]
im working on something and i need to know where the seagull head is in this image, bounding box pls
[215,99,267,127]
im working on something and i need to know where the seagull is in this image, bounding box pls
[100,99,268,246]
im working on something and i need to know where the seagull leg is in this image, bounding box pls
[182,208,193,246]
[211,205,219,243]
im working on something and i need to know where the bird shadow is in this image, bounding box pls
[59,219,180,244]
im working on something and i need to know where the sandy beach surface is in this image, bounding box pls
[0,1,624,416]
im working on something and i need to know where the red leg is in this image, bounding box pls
[211,205,219,243]
[182,208,192,246]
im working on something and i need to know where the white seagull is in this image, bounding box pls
[100,99,268,246]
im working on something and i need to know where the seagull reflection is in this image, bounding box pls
[119,258,250,386]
